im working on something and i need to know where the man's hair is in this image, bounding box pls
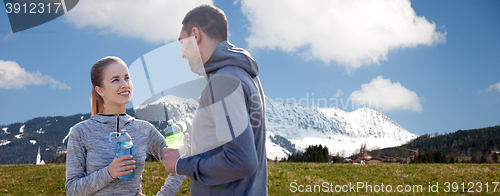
[182,4,228,42]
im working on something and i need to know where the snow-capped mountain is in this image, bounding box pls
[0,95,417,164]
[134,95,199,124]
[136,95,418,160]
[265,97,418,160]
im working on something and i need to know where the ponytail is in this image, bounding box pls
[90,56,125,116]
[91,88,104,116]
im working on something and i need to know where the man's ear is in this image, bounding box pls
[95,86,105,98]
[192,27,201,42]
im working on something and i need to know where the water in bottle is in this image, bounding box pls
[165,120,186,149]
[115,130,135,179]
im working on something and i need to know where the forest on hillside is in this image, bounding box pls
[376,125,500,163]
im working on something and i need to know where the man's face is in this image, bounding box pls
[179,28,205,76]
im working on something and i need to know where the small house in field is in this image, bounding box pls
[483,149,500,157]
[355,157,371,164]
[349,160,359,164]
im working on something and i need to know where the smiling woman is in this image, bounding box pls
[90,56,133,116]
[64,56,186,196]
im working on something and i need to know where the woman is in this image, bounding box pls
[65,56,185,196]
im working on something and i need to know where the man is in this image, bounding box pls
[162,4,267,196]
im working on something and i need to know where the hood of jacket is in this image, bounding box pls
[90,114,135,128]
[204,41,258,78]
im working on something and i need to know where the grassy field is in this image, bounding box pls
[0,162,499,195]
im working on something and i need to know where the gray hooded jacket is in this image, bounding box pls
[176,41,267,195]
[65,114,185,195]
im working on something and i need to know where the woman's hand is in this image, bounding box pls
[108,155,136,179]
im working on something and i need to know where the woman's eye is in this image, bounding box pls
[112,79,118,82]
[125,76,130,80]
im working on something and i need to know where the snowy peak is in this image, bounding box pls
[134,95,198,122]
[319,106,413,139]
[265,97,345,136]
[265,97,418,159]
[0,95,418,164]
[132,95,418,160]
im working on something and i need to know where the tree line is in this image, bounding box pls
[378,125,500,164]
[281,145,330,163]
[410,149,499,164]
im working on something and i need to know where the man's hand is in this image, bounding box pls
[178,133,191,156]
[108,155,135,179]
[163,133,190,174]
[163,147,180,174]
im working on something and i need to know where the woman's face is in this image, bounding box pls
[95,61,133,108]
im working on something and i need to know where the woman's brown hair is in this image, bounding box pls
[90,56,125,116]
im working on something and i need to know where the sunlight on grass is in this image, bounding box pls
[0,162,498,195]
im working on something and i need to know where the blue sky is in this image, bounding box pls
[0,0,499,136]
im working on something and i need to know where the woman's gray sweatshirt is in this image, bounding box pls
[65,114,185,196]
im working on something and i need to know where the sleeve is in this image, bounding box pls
[146,123,167,162]
[175,74,259,186]
[145,123,186,196]
[155,174,187,196]
[65,126,114,196]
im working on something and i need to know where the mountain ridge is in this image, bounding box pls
[0,95,418,164]
[379,125,500,159]
[264,97,418,159]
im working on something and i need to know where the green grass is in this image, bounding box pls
[0,164,66,195]
[268,163,500,195]
[0,162,499,195]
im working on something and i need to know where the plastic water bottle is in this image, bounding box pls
[165,120,186,149]
[115,130,135,179]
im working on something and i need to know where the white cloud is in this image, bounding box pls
[487,83,500,92]
[64,0,212,44]
[0,60,71,90]
[349,76,422,112]
[240,0,446,72]
[335,89,343,97]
